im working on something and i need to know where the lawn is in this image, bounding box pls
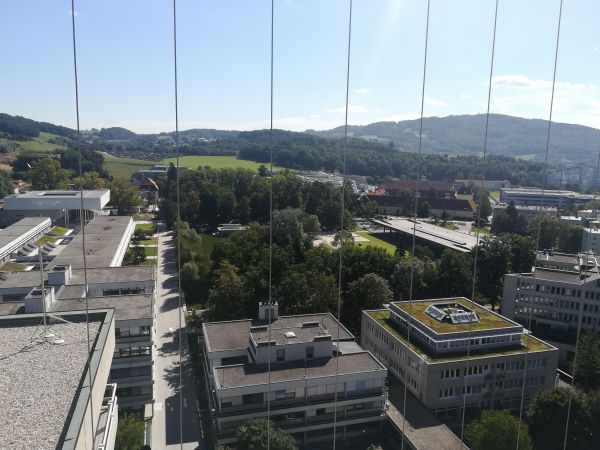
[16,132,69,154]
[199,233,223,257]
[472,226,491,235]
[135,223,155,233]
[101,152,155,179]
[49,226,69,236]
[141,259,157,266]
[438,222,458,231]
[144,246,157,257]
[36,235,57,246]
[354,229,397,255]
[489,191,500,202]
[138,239,157,246]
[0,262,26,271]
[163,155,283,171]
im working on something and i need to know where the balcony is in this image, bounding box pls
[218,389,385,417]
[94,384,118,450]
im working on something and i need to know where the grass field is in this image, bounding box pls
[0,132,68,155]
[199,233,223,257]
[101,152,154,179]
[163,155,282,171]
[0,262,26,272]
[49,226,69,236]
[472,226,491,235]
[138,239,157,246]
[354,229,397,255]
[144,247,158,257]
[141,259,157,266]
[135,223,155,233]
[489,191,500,202]
[36,235,58,246]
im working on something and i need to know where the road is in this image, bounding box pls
[151,231,202,449]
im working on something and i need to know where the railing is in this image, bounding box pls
[97,383,118,450]
[219,389,385,417]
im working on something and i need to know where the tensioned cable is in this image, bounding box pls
[459,0,499,447]
[515,1,564,447]
[266,0,274,448]
[171,0,184,448]
[401,1,430,449]
[69,0,96,441]
[332,1,353,448]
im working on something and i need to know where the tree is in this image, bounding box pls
[207,261,243,321]
[418,200,431,218]
[437,250,473,298]
[529,217,561,250]
[110,178,142,214]
[558,225,583,253]
[0,170,12,198]
[504,234,536,273]
[390,256,435,301]
[466,410,532,450]
[574,331,600,393]
[235,418,297,450]
[124,245,146,265]
[344,273,393,332]
[332,229,354,247]
[73,171,106,189]
[28,157,69,190]
[115,414,144,450]
[272,208,305,250]
[527,387,592,450]
[476,235,511,310]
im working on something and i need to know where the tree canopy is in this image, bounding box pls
[466,410,532,450]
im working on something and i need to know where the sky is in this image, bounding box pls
[1,0,600,134]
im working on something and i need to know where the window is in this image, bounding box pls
[306,345,314,359]
[276,349,285,362]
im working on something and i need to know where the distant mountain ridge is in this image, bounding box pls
[311,114,600,164]
[1,112,599,165]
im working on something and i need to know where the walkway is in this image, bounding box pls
[151,231,202,449]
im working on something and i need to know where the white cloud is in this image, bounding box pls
[594,46,599,51]
[356,88,369,94]
[489,74,600,129]
[492,74,594,91]
[309,113,321,119]
[334,104,370,114]
[67,10,79,16]
[460,94,472,99]
[416,96,448,107]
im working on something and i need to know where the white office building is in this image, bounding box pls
[202,303,388,448]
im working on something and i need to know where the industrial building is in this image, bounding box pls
[499,188,593,209]
[202,303,388,448]
[361,299,558,418]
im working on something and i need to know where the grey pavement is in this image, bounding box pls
[151,231,202,449]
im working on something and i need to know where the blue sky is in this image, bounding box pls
[1,0,599,133]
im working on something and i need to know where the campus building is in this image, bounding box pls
[0,215,156,417]
[361,298,558,419]
[502,252,600,361]
[499,188,593,209]
[0,309,118,450]
[0,216,51,263]
[0,189,111,227]
[202,303,388,448]
[492,203,557,220]
[581,228,600,254]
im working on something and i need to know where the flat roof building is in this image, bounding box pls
[0,216,51,263]
[0,309,117,450]
[500,188,593,209]
[202,304,387,448]
[492,203,557,220]
[502,253,600,362]
[362,298,558,419]
[581,228,600,254]
[3,189,110,211]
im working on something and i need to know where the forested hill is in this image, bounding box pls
[311,114,600,164]
[0,113,75,140]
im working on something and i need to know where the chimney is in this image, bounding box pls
[258,302,278,322]
[24,286,55,314]
[48,265,72,286]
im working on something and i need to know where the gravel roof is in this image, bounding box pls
[0,319,100,449]
[52,293,153,320]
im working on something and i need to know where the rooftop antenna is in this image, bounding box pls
[36,244,64,345]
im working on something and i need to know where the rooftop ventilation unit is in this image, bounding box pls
[284,331,296,338]
[302,321,320,328]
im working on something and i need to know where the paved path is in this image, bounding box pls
[151,231,202,449]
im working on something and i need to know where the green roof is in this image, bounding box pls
[395,299,517,334]
[366,310,554,363]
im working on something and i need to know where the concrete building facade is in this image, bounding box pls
[362,299,558,419]
[202,304,388,448]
